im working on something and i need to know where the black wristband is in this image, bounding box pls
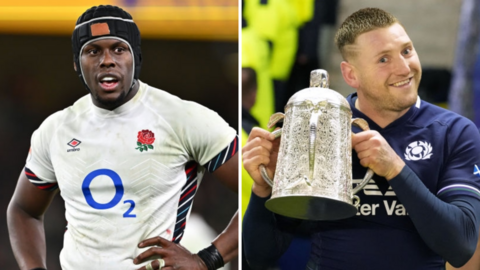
[30,268,47,270]
[197,244,225,270]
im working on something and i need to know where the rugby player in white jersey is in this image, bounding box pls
[7,5,238,270]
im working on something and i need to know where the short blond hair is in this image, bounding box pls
[335,8,399,60]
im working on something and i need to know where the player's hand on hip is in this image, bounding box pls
[352,130,405,180]
[134,236,207,270]
[242,127,280,197]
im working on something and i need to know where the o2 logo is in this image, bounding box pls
[82,169,136,218]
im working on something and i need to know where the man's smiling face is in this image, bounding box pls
[347,23,422,113]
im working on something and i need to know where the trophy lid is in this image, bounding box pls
[286,69,350,109]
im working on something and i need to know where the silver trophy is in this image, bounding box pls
[260,69,373,220]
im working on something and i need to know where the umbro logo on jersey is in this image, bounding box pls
[404,141,432,161]
[67,139,81,152]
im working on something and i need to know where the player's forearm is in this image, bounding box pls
[211,211,238,263]
[446,234,480,269]
[390,165,480,267]
[7,202,47,270]
[243,191,297,269]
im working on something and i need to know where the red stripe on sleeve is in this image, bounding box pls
[25,171,37,177]
[231,137,237,156]
[38,183,56,190]
[180,184,197,201]
[185,164,196,175]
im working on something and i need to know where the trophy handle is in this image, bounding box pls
[307,111,322,185]
[350,118,375,206]
[259,129,282,187]
[258,112,285,187]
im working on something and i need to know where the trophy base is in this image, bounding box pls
[265,195,357,220]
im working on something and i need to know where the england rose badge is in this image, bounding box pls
[136,129,155,152]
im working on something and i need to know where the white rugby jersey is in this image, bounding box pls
[25,81,237,270]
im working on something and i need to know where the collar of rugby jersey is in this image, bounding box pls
[90,80,147,118]
[347,92,421,132]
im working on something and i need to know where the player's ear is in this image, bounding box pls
[340,61,359,89]
[73,62,77,72]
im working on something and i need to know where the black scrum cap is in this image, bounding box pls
[72,5,142,91]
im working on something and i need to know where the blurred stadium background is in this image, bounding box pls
[0,1,238,269]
